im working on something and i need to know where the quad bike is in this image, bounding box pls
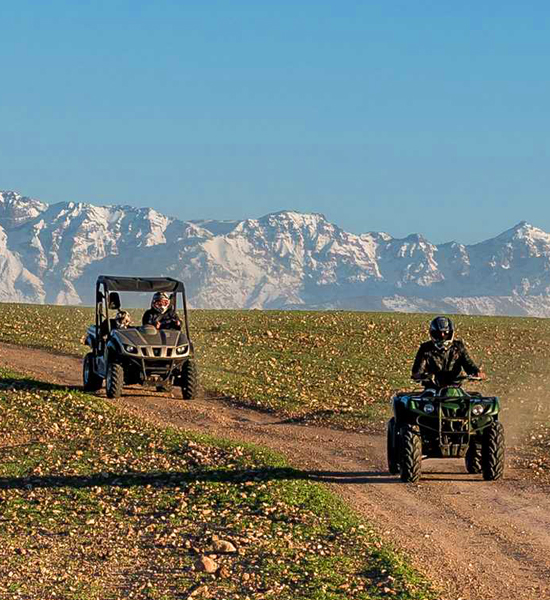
[387,376,505,483]
[82,276,198,400]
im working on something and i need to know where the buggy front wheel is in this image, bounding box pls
[106,362,124,399]
[179,359,198,400]
[83,352,103,392]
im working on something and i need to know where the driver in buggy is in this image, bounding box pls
[142,291,182,331]
[411,316,486,388]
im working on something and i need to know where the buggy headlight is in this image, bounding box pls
[124,344,138,354]
[423,403,435,414]
[176,344,189,355]
[472,403,485,416]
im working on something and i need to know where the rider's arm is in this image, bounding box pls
[411,343,429,379]
[159,310,181,330]
[457,340,481,376]
[171,311,182,330]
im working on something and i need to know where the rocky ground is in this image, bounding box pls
[1,342,549,600]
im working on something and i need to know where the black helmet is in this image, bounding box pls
[429,316,454,349]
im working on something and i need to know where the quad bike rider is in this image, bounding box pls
[411,316,485,387]
[387,316,505,482]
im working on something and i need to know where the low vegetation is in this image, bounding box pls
[1,304,550,428]
[0,304,549,474]
[0,368,437,599]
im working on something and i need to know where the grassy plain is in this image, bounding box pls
[0,303,548,476]
[0,368,436,599]
[1,303,549,597]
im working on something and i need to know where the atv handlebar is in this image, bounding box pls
[411,375,484,385]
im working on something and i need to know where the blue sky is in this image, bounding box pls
[1,0,549,243]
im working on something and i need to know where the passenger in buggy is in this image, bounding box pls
[99,292,131,336]
[114,310,132,329]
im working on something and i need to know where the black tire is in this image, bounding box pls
[465,440,482,474]
[105,362,124,399]
[400,424,422,483]
[83,353,103,392]
[482,421,505,481]
[387,418,400,475]
[179,359,199,400]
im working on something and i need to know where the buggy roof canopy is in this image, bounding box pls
[97,276,185,293]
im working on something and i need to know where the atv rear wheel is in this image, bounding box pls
[465,440,482,474]
[482,421,505,481]
[106,362,124,399]
[179,359,198,400]
[83,352,103,392]
[387,417,400,475]
[400,424,422,483]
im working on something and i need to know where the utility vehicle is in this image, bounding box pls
[387,376,504,482]
[82,276,198,400]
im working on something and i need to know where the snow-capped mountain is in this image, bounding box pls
[2,190,550,316]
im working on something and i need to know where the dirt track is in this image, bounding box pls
[1,342,550,600]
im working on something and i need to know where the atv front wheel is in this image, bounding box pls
[83,352,103,392]
[179,359,198,400]
[482,421,505,481]
[400,424,422,483]
[387,417,400,475]
[465,440,482,474]
[106,362,124,399]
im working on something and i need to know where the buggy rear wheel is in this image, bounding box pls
[482,421,505,481]
[387,417,400,475]
[400,424,422,483]
[179,359,198,400]
[465,440,482,474]
[83,352,103,392]
[106,362,124,399]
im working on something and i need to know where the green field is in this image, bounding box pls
[1,304,550,434]
[1,303,549,597]
[0,303,549,478]
[0,368,436,599]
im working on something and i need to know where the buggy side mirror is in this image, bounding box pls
[108,292,121,310]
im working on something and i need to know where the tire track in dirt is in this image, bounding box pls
[1,342,550,600]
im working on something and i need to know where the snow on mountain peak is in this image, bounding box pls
[492,220,547,242]
[1,190,550,315]
[0,190,48,226]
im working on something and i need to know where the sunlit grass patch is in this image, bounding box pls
[1,303,550,457]
[0,367,438,599]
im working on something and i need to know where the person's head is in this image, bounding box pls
[151,291,171,314]
[115,310,132,329]
[429,316,454,349]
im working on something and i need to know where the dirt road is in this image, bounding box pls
[1,342,549,600]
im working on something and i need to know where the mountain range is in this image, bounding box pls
[2,190,550,316]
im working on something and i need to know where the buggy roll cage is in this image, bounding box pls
[95,276,192,341]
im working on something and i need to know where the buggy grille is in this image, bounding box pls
[139,347,174,358]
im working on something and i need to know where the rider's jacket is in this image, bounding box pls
[142,308,182,330]
[411,339,480,387]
